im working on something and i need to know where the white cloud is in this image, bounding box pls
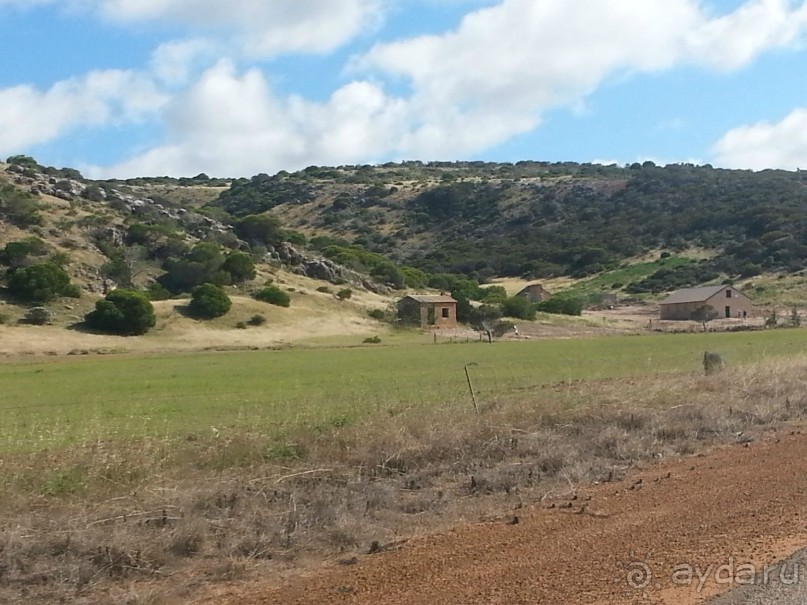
[0,70,167,157]
[2,0,383,58]
[712,109,807,170]
[354,0,807,160]
[97,0,384,57]
[688,0,807,70]
[88,62,408,178]
[150,38,220,85]
[12,0,807,176]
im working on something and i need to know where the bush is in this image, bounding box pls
[703,351,724,375]
[363,336,382,344]
[370,262,405,288]
[85,289,156,335]
[6,262,73,302]
[235,321,247,329]
[0,238,48,268]
[536,295,584,316]
[336,288,352,300]
[247,314,267,326]
[501,296,537,320]
[254,286,290,307]
[316,286,331,293]
[222,251,256,284]
[468,303,503,329]
[63,283,81,299]
[24,306,52,325]
[367,309,385,320]
[146,282,172,301]
[188,283,231,319]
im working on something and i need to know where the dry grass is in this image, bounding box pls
[3,356,807,603]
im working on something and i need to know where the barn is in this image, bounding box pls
[515,283,551,303]
[659,285,752,321]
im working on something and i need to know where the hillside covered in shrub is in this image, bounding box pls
[207,161,807,292]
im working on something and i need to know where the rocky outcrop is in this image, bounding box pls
[271,242,390,294]
[6,164,230,239]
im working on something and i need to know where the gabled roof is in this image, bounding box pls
[659,285,734,305]
[516,283,549,294]
[405,295,457,304]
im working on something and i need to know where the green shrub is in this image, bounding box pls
[501,296,537,320]
[63,283,82,298]
[0,238,48,268]
[222,251,256,284]
[85,289,156,335]
[363,336,382,344]
[336,288,352,300]
[370,262,405,288]
[254,286,290,307]
[6,262,73,302]
[235,321,247,329]
[367,309,385,320]
[188,283,231,319]
[536,296,584,316]
[146,282,172,301]
[316,286,331,293]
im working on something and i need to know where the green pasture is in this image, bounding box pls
[1,329,806,453]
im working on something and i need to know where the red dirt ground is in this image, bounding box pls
[193,430,807,605]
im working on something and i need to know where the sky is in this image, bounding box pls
[2,0,807,178]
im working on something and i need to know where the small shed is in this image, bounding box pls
[516,283,551,303]
[398,294,458,329]
[659,285,752,321]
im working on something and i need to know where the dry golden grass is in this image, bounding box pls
[3,356,807,604]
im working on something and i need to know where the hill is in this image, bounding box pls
[209,161,807,294]
[3,155,807,350]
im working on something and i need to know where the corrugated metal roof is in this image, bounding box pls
[659,285,728,305]
[405,295,457,304]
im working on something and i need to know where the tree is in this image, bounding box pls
[234,214,285,246]
[222,251,256,284]
[85,289,156,335]
[370,262,406,288]
[690,305,718,331]
[188,283,232,319]
[159,242,228,293]
[402,266,428,289]
[6,262,72,302]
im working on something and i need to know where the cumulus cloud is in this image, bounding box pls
[88,61,409,178]
[12,0,807,176]
[96,0,384,57]
[353,0,807,159]
[150,38,220,85]
[0,70,167,157]
[689,0,807,70]
[712,109,807,170]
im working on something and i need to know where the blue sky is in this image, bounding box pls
[2,0,807,177]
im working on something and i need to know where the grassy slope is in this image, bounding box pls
[2,328,804,453]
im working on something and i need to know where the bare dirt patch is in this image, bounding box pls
[198,431,807,605]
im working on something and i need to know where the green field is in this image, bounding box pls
[2,329,806,453]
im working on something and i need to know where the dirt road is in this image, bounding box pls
[195,430,807,605]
